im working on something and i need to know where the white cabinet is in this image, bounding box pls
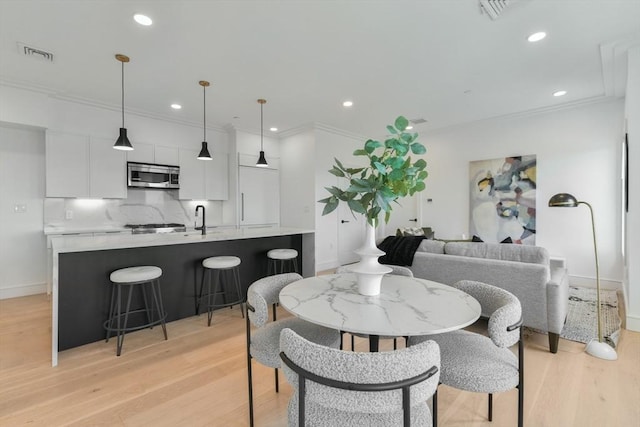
[89,137,126,199]
[178,149,205,200]
[46,131,126,199]
[205,154,229,200]
[127,144,179,166]
[46,131,90,198]
[239,166,280,225]
[126,142,154,163]
[179,149,229,200]
[154,146,179,166]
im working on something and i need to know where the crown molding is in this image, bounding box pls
[424,95,622,136]
[600,32,640,98]
[0,78,230,133]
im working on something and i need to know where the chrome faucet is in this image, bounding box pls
[195,205,206,235]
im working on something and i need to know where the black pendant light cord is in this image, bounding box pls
[260,101,264,150]
[203,84,207,142]
[121,60,125,127]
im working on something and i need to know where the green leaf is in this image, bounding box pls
[317,196,332,203]
[334,157,346,171]
[418,171,428,180]
[373,161,386,175]
[328,166,345,177]
[325,186,344,197]
[414,159,427,169]
[401,133,412,143]
[360,192,374,208]
[347,199,367,214]
[395,116,409,132]
[395,144,409,156]
[386,125,398,135]
[413,181,426,192]
[346,167,365,174]
[353,149,368,156]
[364,139,383,154]
[384,210,391,223]
[410,143,426,155]
[388,169,404,181]
[322,198,339,216]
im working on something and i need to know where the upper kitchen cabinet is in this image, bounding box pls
[89,137,126,199]
[46,131,126,198]
[239,165,280,226]
[178,149,228,200]
[127,143,179,166]
[205,154,229,200]
[46,131,89,198]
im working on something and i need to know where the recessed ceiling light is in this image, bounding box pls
[133,14,153,26]
[553,90,567,97]
[270,127,278,132]
[170,104,182,110]
[406,125,413,130]
[527,32,546,42]
[343,101,353,107]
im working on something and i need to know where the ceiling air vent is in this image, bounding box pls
[17,42,54,62]
[479,0,511,20]
[410,118,428,125]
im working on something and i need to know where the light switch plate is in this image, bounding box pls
[65,210,73,220]
[14,204,27,213]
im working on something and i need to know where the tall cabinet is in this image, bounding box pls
[238,154,280,226]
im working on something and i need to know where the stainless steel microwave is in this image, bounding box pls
[127,162,180,189]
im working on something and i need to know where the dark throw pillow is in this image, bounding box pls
[472,235,484,242]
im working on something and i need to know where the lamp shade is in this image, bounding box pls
[114,128,133,151]
[197,141,212,160]
[548,193,578,207]
[256,150,268,167]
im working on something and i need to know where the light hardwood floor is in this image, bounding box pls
[1,293,639,426]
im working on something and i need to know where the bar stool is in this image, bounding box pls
[197,256,244,326]
[267,249,298,275]
[104,266,168,356]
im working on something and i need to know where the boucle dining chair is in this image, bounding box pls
[335,264,414,350]
[245,273,341,427]
[409,280,524,427]
[279,327,441,426]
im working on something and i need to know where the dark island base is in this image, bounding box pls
[58,233,314,351]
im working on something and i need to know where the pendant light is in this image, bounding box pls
[256,99,268,167]
[197,80,213,160]
[113,54,134,151]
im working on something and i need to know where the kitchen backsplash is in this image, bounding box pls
[44,189,224,228]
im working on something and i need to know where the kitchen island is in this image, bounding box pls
[50,227,314,366]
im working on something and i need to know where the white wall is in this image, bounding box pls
[422,99,625,288]
[624,47,640,331]
[0,123,46,298]
[314,126,368,271]
[280,129,315,229]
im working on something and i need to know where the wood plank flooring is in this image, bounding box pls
[1,293,639,426]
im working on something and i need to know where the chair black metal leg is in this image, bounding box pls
[117,285,134,356]
[351,334,355,351]
[339,331,344,350]
[275,367,279,392]
[394,338,397,350]
[433,386,438,427]
[247,356,254,427]
[488,393,493,421]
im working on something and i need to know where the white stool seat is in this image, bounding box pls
[203,256,241,269]
[110,266,162,283]
[267,249,298,260]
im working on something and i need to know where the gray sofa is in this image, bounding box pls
[407,240,569,353]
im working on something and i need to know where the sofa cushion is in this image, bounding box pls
[444,242,549,265]
[417,239,446,254]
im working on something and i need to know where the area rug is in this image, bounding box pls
[560,286,621,348]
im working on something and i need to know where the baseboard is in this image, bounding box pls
[625,314,640,333]
[0,282,47,300]
[568,274,621,291]
[316,260,339,273]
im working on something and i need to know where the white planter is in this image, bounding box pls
[348,221,392,296]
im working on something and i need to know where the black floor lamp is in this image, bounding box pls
[548,193,618,360]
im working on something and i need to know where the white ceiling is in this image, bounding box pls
[1,0,639,137]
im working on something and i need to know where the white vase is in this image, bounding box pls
[348,220,392,296]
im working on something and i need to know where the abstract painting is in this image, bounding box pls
[469,155,536,245]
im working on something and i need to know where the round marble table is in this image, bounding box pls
[279,273,482,351]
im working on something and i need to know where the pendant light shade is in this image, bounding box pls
[113,54,134,151]
[197,80,212,160]
[256,99,268,167]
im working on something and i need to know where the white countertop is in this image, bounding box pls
[50,227,314,253]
